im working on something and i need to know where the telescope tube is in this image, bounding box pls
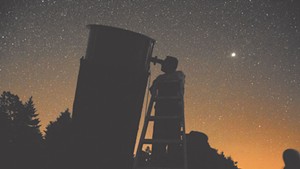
[72,25,155,169]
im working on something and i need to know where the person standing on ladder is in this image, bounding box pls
[149,56,185,167]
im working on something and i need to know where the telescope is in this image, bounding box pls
[72,25,161,169]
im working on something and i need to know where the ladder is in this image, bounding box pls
[133,84,188,169]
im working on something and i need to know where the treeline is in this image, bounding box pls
[0,91,239,169]
[0,91,71,169]
[139,131,239,169]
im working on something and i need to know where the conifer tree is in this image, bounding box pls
[45,109,72,169]
[0,91,43,169]
[45,109,72,144]
[23,97,43,143]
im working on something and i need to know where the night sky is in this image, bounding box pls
[1,0,299,169]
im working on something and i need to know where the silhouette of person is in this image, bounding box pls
[150,56,185,167]
[150,56,185,97]
[283,149,300,169]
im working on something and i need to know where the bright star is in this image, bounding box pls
[231,52,236,57]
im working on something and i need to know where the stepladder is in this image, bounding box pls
[133,79,188,169]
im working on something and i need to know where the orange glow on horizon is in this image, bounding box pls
[5,63,298,169]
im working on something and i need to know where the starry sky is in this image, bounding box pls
[0,0,299,169]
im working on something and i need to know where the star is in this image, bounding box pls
[231,52,236,57]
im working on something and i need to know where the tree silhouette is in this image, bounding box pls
[137,131,239,169]
[0,91,43,169]
[0,92,17,168]
[24,97,42,135]
[44,109,72,169]
[19,96,44,169]
[0,91,241,169]
[16,97,43,146]
[187,131,239,169]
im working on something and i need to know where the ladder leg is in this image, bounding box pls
[133,97,155,169]
[180,99,188,169]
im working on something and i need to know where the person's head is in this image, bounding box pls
[161,56,178,73]
[283,149,300,168]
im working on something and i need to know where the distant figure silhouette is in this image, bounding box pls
[150,56,185,167]
[283,149,300,169]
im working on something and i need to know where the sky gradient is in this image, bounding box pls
[1,1,299,169]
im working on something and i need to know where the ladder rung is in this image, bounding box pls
[148,116,180,121]
[137,167,184,169]
[143,139,182,144]
[155,96,182,100]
